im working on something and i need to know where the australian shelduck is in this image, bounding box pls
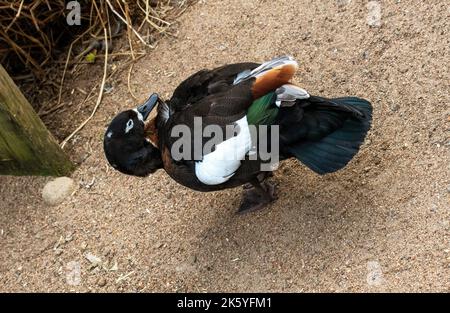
[104,56,372,213]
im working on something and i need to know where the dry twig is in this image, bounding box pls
[60,28,109,149]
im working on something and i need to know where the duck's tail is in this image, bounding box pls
[280,96,372,174]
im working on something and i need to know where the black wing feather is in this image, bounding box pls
[169,62,259,112]
[278,96,372,174]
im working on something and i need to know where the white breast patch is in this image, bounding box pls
[195,116,252,185]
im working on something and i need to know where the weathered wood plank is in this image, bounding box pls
[0,64,74,176]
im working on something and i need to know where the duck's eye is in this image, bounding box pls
[125,119,134,133]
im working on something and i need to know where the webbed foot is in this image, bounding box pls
[237,181,277,214]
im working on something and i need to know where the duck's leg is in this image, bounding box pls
[237,178,277,214]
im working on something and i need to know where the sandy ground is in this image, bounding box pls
[1,0,449,292]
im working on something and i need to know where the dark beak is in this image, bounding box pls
[137,93,159,120]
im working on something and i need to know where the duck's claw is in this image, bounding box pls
[237,181,277,214]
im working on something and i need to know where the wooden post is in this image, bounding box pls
[0,64,74,176]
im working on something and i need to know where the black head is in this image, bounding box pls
[103,94,163,177]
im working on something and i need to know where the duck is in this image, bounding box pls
[103,56,372,213]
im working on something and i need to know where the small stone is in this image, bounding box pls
[446,185,450,193]
[336,0,351,6]
[85,252,102,267]
[389,101,399,112]
[65,233,74,242]
[109,261,118,271]
[97,277,107,287]
[81,177,96,189]
[103,83,114,94]
[189,254,197,264]
[102,247,114,257]
[55,248,63,256]
[42,177,75,206]
[80,242,88,251]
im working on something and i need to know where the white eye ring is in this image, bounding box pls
[125,119,134,133]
